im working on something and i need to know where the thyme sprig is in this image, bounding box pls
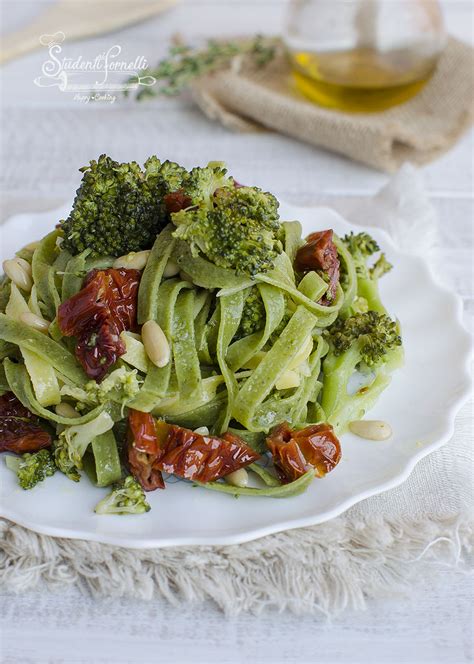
[126,35,278,101]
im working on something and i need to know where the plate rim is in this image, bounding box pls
[0,201,471,548]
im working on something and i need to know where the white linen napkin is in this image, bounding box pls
[0,166,472,615]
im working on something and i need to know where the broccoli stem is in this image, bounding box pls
[327,372,392,434]
[357,277,386,314]
[320,344,361,418]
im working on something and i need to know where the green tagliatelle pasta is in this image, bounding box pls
[31,230,63,320]
[226,283,285,372]
[0,158,403,511]
[137,225,176,325]
[0,314,86,385]
[195,469,315,498]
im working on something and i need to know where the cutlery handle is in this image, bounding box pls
[0,0,178,65]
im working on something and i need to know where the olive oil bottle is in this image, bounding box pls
[290,46,439,112]
[284,0,445,113]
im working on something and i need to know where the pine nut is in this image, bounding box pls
[194,426,210,436]
[55,402,80,419]
[113,250,150,270]
[14,257,33,278]
[19,311,50,333]
[3,259,32,292]
[163,260,180,278]
[225,468,249,488]
[275,369,300,390]
[349,420,392,441]
[142,320,170,368]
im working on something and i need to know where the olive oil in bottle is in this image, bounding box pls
[290,46,439,112]
[283,0,445,113]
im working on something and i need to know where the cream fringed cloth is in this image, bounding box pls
[192,37,474,172]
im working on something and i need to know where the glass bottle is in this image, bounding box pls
[283,0,446,112]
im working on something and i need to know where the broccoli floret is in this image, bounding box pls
[94,476,151,515]
[341,232,393,313]
[321,311,403,432]
[5,449,56,490]
[143,156,187,198]
[329,311,401,368]
[182,162,234,208]
[56,411,114,476]
[369,253,393,280]
[236,287,266,338]
[172,186,282,276]
[343,232,380,258]
[92,366,140,404]
[60,155,186,257]
[60,367,140,411]
[53,438,81,482]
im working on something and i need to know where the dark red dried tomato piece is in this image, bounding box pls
[57,273,109,337]
[164,190,193,213]
[292,423,341,478]
[156,425,260,482]
[0,392,36,420]
[266,421,341,483]
[0,417,51,453]
[128,409,159,456]
[0,392,51,454]
[58,268,140,381]
[268,437,309,483]
[127,414,260,488]
[84,268,140,333]
[127,410,164,491]
[128,445,165,491]
[75,319,125,382]
[295,230,340,302]
[266,422,308,483]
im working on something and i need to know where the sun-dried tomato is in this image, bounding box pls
[0,392,51,454]
[164,190,193,213]
[128,445,165,491]
[127,414,260,488]
[266,421,341,483]
[156,425,260,483]
[58,268,141,381]
[127,410,164,491]
[0,417,51,454]
[0,392,35,420]
[293,423,341,478]
[57,273,108,337]
[85,268,140,333]
[295,229,340,302]
[128,409,159,456]
[267,435,310,483]
[75,319,125,382]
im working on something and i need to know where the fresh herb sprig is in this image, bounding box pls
[126,35,278,101]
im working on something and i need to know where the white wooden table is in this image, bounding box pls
[0,2,472,663]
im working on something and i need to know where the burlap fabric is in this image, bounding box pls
[192,37,474,172]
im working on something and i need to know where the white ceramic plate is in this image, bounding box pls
[0,203,471,548]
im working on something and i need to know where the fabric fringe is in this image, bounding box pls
[1,513,472,616]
